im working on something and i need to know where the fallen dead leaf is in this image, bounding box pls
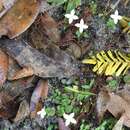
[26,12,60,50]
[58,118,71,130]
[96,88,110,121]
[30,79,49,118]
[67,43,82,59]
[14,100,30,122]
[7,57,21,80]
[9,67,34,80]
[113,115,124,130]
[40,12,60,43]
[0,91,19,119]
[0,0,40,38]
[0,38,78,78]
[0,49,8,85]
[96,87,130,128]
[0,0,16,18]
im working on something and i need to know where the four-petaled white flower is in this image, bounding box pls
[37,108,46,119]
[63,113,77,126]
[75,19,88,33]
[110,10,122,24]
[65,9,78,24]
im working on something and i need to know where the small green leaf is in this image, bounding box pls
[107,18,116,30]
[107,79,117,89]
[46,107,56,117]
[123,75,130,84]
[65,105,73,113]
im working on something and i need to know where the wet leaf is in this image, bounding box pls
[0,0,40,38]
[0,49,9,85]
[58,118,71,130]
[30,79,49,118]
[14,100,30,122]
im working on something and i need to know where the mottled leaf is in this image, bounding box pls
[0,38,78,78]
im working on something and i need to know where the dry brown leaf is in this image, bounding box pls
[0,91,19,119]
[113,115,124,130]
[58,118,71,130]
[30,79,49,118]
[96,88,110,121]
[96,88,130,128]
[40,12,60,42]
[0,0,16,18]
[67,43,82,59]
[0,49,8,85]
[14,100,30,122]
[7,57,21,80]
[0,0,39,38]
[9,67,34,80]
[0,38,78,78]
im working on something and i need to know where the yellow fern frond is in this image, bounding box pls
[82,50,130,76]
[119,16,130,34]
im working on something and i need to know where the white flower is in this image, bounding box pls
[37,108,46,119]
[63,113,77,126]
[65,9,79,24]
[75,19,88,33]
[110,10,122,24]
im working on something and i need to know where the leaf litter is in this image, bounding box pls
[0,0,129,130]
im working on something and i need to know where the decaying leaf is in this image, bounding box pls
[0,49,8,85]
[26,12,60,50]
[7,57,22,80]
[0,91,19,119]
[96,88,110,121]
[113,115,124,130]
[67,43,82,59]
[96,87,130,128]
[58,118,71,130]
[9,67,34,80]
[30,79,49,118]
[14,100,30,122]
[40,12,60,42]
[83,50,130,76]
[0,0,40,38]
[0,38,78,78]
